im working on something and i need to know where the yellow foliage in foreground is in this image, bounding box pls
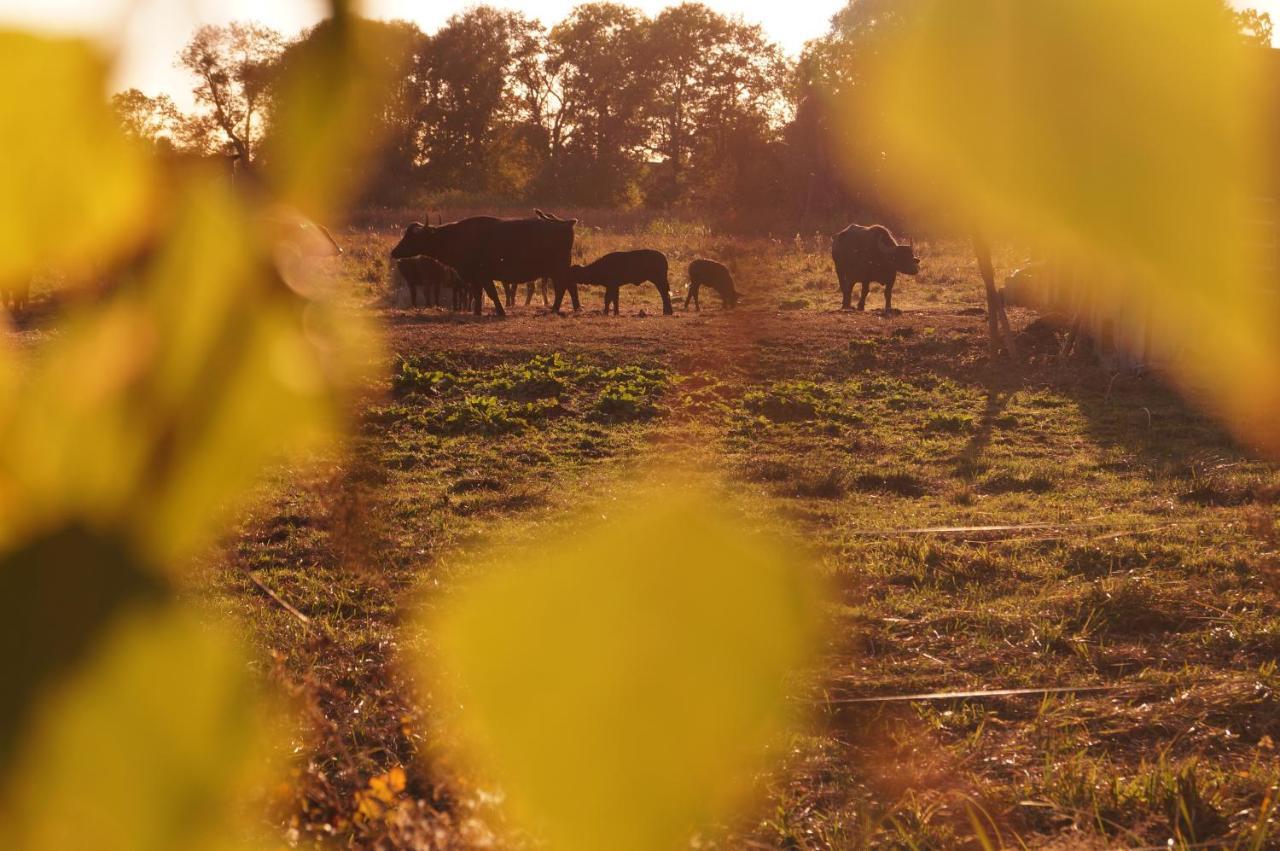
[860,0,1280,454]
[424,483,825,850]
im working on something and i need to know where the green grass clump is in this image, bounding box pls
[392,360,456,396]
[434,395,555,435]
[743,380,833,423]
[476,353,588,400]
[923,412,976,434]
[588,366,670,422]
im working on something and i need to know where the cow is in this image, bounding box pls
[390,213,578,317]
[568,250,673,316]
[685,259,738,310]
[832,224,920,313]
[395,255,466,309]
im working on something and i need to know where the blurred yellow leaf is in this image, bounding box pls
[264,14,411,221]
[424,483,824,851]
[863,0,1280,452]
[0,602,273,851]
[0,31,153,285]
[0,173,378,561]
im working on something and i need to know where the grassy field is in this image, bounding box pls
[211,220,1280,849]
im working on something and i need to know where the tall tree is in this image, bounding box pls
[647,4,788,207]
[178,22,285,163]
[417,7,545,193]
[111,89,182,150]
[547,3,654,205]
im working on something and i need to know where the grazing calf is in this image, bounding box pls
[685,259,738,310]
[831,223,920,313]
[396,255,465,309]
[569,250,673,316]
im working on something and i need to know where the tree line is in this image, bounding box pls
[114,1,1274,223]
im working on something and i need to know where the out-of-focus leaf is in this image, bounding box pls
[0,601,272,851]
[861,0,1280,453]
[0,172,378,563]
[0,31,153,285]
[0,526,164,768]
[264,13,411,220]
[423,483,824,851]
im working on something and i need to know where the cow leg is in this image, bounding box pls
[408,281,419,308]
[430,282,441,307]
[542,279,550,305]
[503,282,517,308]
[551,279,568,314]
[478,279,505,316]
[883,280,895,315]
[524,281,535,306]
[569,282,582,312]
[856,281,870,311]
[655,274,673,315]
[838,271,853,309]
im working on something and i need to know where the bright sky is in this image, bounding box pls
[0,0,847,105]
[0,0,1275,105]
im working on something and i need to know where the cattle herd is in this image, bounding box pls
[390,210,921,317]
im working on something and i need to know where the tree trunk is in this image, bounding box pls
[971,231,1018,359]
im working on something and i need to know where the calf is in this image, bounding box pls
[396,255,465,309]
[831,223,920,313]
[568,250,673,316]
[685,259,738,310]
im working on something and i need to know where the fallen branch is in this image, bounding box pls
[245,570,312,628]
[820,684,1122,705]
[846,522,1087,537]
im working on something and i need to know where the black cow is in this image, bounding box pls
[396,255,465,309]
[832,224,920,313]
[390,214,578,316]
[568,250,673,316]
[685,259,738,310]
